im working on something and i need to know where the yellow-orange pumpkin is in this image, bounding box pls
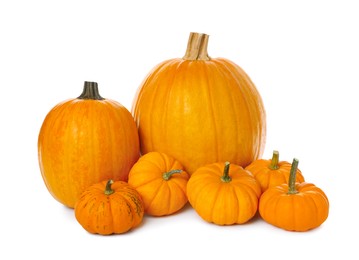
[187,162,261,225]
[132,32,266,174]
[128,152,189,216]
[245,150,305,192]
[38,81,140,208]
[259,159,329,231]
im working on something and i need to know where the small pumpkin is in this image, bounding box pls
[132,32,266,175]
[259,158,329,231]
[74,180,144,235]
[128,152,189,216]
[187,162,261,225]
[38,81,140,208]
[245,150,305,192]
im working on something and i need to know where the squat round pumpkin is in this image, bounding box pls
[187,162,261,225]
[259,158,329,231]
[245,150,305,192]
[38,81,140,208]
[75,180,144,235]
[132,32,266,174]
[128,152,189,216]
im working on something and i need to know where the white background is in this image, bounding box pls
[1,0,358,259]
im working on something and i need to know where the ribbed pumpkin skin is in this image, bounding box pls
[38,98,140,208]
[132,58,266,174]
[187,162,261,225]
[128,152,189,216]
[259,182,329,231]
[75,180,144,235]
[246,159,305,192]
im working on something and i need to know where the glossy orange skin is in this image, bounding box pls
[187,162,261,225]
[74,180,144,235]
[132,58,266,174]
[128,152,189,216]
[259,182,329,231]
[38,98,140,208]
[245,159,305,192]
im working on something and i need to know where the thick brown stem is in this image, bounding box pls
[183,32,210,61]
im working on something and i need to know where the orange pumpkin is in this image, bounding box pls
[38,81,140,208]
[75,180,144,235]
[245,150,305,192]
[187,162,261,225]
[259,159,329,231]
[132,32,266,174]
[128,152,189,216]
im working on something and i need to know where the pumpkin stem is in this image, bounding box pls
[78,81,105,100]
[104,180,115,195]
[287,158,299,194]
[221,161,232,183]
[183,32,211,61]
[269,150,280,170]
[162,169,183,181]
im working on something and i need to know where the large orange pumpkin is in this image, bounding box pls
[132,32,266,174]
[38,81,140,208]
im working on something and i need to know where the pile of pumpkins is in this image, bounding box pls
[38,32,329,235]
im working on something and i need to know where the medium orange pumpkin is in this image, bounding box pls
[38,81,140,208]
[132,32,266,174]
[74,180,144,235]
[128,152,189,216]
[259,159,329,231]
[187,162,261,225]
[245,150,305,192]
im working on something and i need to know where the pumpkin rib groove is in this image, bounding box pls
[210,184,225,223]
[225,59,265,160]
[233,187,249,223]
[203,63,220,161]
[229,185,240,223]
[217,60,257,161]
[306,191,325,225]
[130,172,160,188]
[146,179,166,212]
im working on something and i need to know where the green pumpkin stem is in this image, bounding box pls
[162,169,183,181]
[269,150,280,170]
[104,180,115,195]
[221,161,232,183]
[78,81,104,100]
[288,158,299,194]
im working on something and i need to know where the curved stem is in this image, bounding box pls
[162,169,182,181]
[287,159,299,194]
[269,150,280,170]
[183,32,210,61]
[104,180,115,195]
[77,81,104,100]
[221,162,231,183]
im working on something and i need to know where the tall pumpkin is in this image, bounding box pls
[132,32,266,174]
[38,81,140,208]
